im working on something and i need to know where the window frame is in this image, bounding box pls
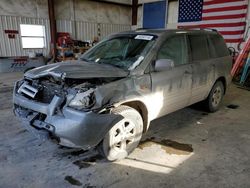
[188,34,210,62]
[207,34,217,58]
[208,34,229,58]
[156,34,190,67]
[20,24,46,49]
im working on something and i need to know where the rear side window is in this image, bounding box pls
[189,35,209,61]
[208,34,229,58]
[157,35,188,66]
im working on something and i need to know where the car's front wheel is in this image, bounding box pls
[99,105,143,161]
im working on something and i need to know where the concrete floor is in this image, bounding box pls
[0,73,250,188]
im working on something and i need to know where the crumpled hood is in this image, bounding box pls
[24,60,128,79]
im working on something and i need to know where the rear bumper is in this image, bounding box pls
[13,82,122,149]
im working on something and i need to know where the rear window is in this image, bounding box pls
[208,34,229,58]
[189,35,209,61]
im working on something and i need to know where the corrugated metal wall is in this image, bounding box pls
[99,23,131,39]
[75,21,98,41]
[0,16,131,57]
[57,20,131,40]
[0,15,50,57]
[56,20,99,40]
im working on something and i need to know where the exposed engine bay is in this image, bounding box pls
[17,76,120,111]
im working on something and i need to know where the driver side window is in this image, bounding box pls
[157,35,188,66]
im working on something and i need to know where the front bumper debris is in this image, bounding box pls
[13,81,122,149]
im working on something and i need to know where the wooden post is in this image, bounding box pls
[132,0,138,26]
[48,0,57,61]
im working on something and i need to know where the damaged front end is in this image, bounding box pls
[13,72,123,149]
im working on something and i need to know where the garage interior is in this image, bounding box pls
[0,0,250,187]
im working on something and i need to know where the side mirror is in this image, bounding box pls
[155,59,174,72]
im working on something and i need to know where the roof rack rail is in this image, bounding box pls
[201,28,218,32]
[179,27,218,32]
[136,28,149,30]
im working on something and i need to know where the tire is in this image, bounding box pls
[99,105,143,161]
[204,81,225,112]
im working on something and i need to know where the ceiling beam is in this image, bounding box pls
[89,0,132,7]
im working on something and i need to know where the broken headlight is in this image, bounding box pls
[68,88,95,110]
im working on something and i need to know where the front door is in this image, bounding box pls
[149,34,192,119]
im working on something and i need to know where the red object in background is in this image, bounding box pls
[8,34,15,39]
[57,32,73,47]
[4,30,18,39]
[233,54,239,64]
[14,57,28,62]
[4,30,19,34]
[231,37,250,76]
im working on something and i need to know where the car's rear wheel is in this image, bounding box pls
[99,105,143,161]
[205,81,224,112]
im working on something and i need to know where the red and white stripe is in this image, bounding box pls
[178,0,248,44]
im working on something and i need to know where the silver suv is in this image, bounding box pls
[13,29,232,161]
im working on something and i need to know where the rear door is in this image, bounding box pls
[150,34,192,119]
[188,34,215,104]
[208,34,232,86]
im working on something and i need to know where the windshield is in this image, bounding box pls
[80,35,156,70]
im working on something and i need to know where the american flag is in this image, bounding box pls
[178,0,248,44]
